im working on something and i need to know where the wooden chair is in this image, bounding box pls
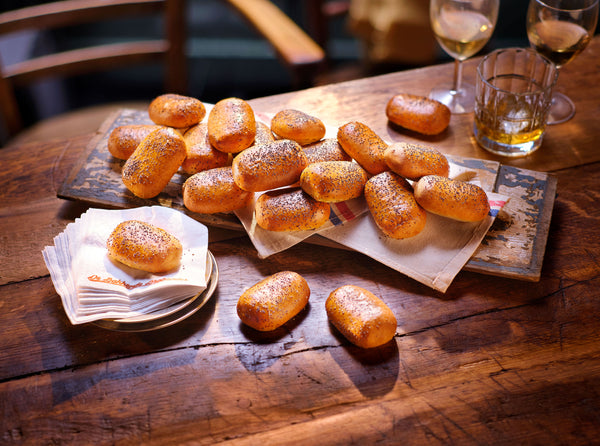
[224,0,326,88]
[0,0,326,148]
[0,0,188,147]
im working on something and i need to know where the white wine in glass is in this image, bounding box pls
[429,0,499,114]
[527,0,599,124]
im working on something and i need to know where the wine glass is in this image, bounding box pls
[527,0,599,124]
[429,0,500,114]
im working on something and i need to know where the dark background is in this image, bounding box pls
[0,0,532,128]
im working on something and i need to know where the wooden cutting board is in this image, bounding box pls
[58,109,557,282]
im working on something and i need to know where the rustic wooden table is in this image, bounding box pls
[1,37,599,445]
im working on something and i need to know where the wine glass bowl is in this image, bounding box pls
[527,0,599,124]
[429,0,500,114]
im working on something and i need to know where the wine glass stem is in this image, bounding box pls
[453,59,463,93]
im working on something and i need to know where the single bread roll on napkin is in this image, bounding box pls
[43,206,209,324]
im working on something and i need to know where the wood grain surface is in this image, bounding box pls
[1,37,600,446]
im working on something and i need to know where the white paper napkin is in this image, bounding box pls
[43,206,209,324]
[319,190,508,292]
[234,193,368,258]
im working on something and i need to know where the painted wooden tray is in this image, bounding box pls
[58,109,557,282]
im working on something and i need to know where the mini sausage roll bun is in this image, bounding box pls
[255,187,330,232]
[326,285,397,348]
[232,139,308,192]
[106,220,182,273]
[122,127,187,199]
[148,93,206,128]
[237,271,310,331]
[300,161,368,203]
[270,109,326,145]
[183,167,253,214]
[208,97,256,153]
[414,175,490,222]
[303,138,352,164]
[384,142,450,181]
[337,121,388,175]
[364,171,427,239]
[253,121,275,146]
[107,124,162,160]
[386,93,450,135]
[181,123,230,175]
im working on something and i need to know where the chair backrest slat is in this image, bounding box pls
[0,0,164,35]
[5,41,169,86]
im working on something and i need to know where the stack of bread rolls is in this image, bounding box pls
[108,92,489,238]
[106,93,492,348]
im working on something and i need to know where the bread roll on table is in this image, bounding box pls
[364,171,427,239]
[183,167,253,214]
[337,121,388,175]
[148,93,206,128]
[122,127,187,199]
[270,109,326,145]
[384,142,449,180]
[255,187,330,232]
[414,175,490,222]
[232,139,308,192]
[237,271,310,331]
[106,220,182,273]
[326,285,397,348]
[300,161,368,203]
[208,97,256,153]
[386,93,450,135]
[107,124,162,160]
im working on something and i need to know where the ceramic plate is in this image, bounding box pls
[93,251,218,332]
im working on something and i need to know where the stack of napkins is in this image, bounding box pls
[43,206,209,325]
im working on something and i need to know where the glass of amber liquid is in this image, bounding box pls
[473,48,558,157]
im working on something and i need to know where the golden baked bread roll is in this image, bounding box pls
[181,123,230,175]
[414,175,490,222]
[107,124,162,160]
[106,220,182,273]
[300,161,368,203]
[386,93,450,135]
[207,97,256,153]
[337,121,388,175]
[148,93,206,128]
[364,171,427,239]
[183,167,253,214]
[270,109,326,145]
[326,285,397,348]
[122,127,187,199]
[303,138,352,164]
[232,139,308,192]
[384,142,450,181]
[255,187,330,232]
[253,121,275,146]
[237,271,310,331]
